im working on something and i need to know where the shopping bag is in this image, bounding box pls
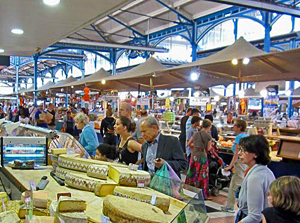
[149,162,182,198]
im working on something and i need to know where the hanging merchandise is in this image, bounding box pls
[206,103,212,113]
[239,98,248,115]
[83,87,90,102]
[165,98,170,109]
[20,97,24,106]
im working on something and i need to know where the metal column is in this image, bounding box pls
[33,54,39,106]
[288,81,295,118]
[110,49,117,75]
[15,57,20,108]
[79,51,85,78]
[233,83,236,113]
[191,23,198,62]
[233,19,238,40]
[264,12,271,52]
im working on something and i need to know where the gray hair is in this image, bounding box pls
[121,102,132,113]
[74,112,89,125]
[140,116,160,129]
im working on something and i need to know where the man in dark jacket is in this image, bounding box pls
[140,116,187,178]
[179,108,192,153]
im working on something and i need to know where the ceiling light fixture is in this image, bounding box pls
[285,89,292,96]
[190,72,199,81]
[101,80,106,85]
[0,49,4,53]
[231,58,238,65]
[11,29,24,35]
[43,0,60,6]
[214,96,220,101]
[260,89,268,98]
[243,58,250,65]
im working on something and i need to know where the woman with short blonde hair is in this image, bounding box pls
[74,112,98,157]
[262,176,300,223]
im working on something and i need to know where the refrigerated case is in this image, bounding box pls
[1,136,48,166]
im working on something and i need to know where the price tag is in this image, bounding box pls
[150,193,156,205]
[101,214,110,223]
[137,179,145,188]
[29,181,36,191]
[2,199,6,212]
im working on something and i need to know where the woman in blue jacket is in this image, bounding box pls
[74,112,99,157]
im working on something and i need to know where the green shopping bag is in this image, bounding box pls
[149,163,173,196]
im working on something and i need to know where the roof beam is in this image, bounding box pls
[105,0,194,37]
[208,0,300,17]
[107,15,146,38]
[91,24,109,42]
[94,0,145,25]
[155,0,193,24]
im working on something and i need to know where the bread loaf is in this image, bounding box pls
[58,196,86,212]
[113,186,170,212]
[87,165,108,180]
[103,195,167,223]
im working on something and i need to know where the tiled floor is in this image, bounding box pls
[205,189,237,223]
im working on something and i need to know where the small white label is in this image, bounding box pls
[150,193,156,205]
[101,214,110,223]
[137,179,145,188]
[1,199,6,212]
[29,181,36,191]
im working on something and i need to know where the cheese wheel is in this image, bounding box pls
[19,204,49,219]
[21,191,48,209]
[0,210,20,223]
[29,216,54,223]
[108,166,151,187]
[103,195,167,223]
[58,154,125,172]
[113,186,170,212]
[65,173,105,192]
[51,148,67,155]
[86,165,108,180]
[56,166,86,180]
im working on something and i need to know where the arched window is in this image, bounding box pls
[237,18,264,41]
[198,20,235,51]
[153,35,192,62]
[271,15,292,37]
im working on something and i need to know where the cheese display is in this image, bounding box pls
[108,166,151,186]
[51,148,67,155]
[58,154,125,172]
[103,195,167,223]
[113,186,170,212]
[7,200,22,215]
[86,164,108,180]
[29,216,55,223]
[19,204,49,219]
[94,182,118,197]
[50,201,87,223]
[0,210,20,223]
[21,191,48,209]
[50,154,58,164]
[65,173,105,191]
[55,166,86,180]
[0,192,8,212]
[58,196,86,212]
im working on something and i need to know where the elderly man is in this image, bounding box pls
[140,116,187,177]
[119,102,132,119]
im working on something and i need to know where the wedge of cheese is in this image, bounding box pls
[7,200,22,215]
[113,186,170,212]
[19,204,49,219]
[103,195,167,223]
[50,200,87,223]
[29,216,54,223]
[108,166,151,186]
[0,210,20,223]
[58,196,86,212]
[51,148,67,155]
[58,154,125,173]
[65,173,105,192]
[86,165,108,180]
[21,191,48,209]
[94,182,118,197]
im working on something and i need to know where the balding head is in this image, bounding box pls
[119,102,132,119]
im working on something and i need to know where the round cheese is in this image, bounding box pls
[65,173,105,192]
[86,165,108,180]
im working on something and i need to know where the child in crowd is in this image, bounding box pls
[262,176,300,223]
[95,143,118,162]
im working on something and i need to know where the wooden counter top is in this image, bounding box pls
[2,166,184,222]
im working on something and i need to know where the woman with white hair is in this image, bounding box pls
[74,112,99,157]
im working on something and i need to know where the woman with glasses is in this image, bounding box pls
[236,135,275,223]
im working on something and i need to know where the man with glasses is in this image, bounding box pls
[221,119,248,213]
